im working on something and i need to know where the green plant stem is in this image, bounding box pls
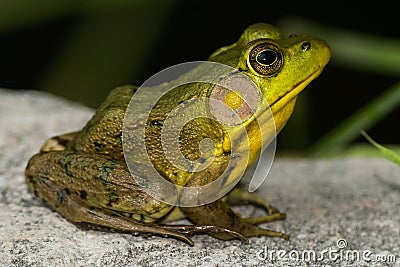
[308,81,400,157]
[361,131,400,166]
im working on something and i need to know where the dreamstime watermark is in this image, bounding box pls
[256,239,398,264]
[122,61,278,207]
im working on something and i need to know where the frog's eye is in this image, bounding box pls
[248,43,283,76]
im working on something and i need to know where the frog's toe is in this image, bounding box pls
[251,227,290,240]
[225,187,282,215]
[159,224,249,243]
[264,204,281,215]
[242,212,286,225]
[206,223,289,242]
[237,213,289,241]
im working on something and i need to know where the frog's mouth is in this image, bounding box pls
[269,68,324,114]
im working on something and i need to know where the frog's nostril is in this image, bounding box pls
[289,33,297,38]
[301,42,311,52]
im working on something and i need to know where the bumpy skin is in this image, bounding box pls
[25,23,330,245]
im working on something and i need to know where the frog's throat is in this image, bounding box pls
[270,68,323,114]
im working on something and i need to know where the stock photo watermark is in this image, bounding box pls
[256,239,398,264]
[122,61,277,207]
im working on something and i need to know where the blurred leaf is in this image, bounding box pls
[361,130,400,166]
[37,1,177,107]
[0,0,175,33]
[338,143,400,158]
[0,0,76,33]
[308,80,400,156]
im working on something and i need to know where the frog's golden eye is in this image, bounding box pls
[248,43,283,76]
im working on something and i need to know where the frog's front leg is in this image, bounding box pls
[181,199,289,241]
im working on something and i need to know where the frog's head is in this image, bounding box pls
[206,23,330,165]
[209,23,331,134]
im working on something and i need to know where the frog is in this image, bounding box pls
[25,23,331,246]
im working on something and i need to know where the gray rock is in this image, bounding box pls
[0,88,399,266]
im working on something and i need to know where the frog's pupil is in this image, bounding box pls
[301,42,311,52]
[257,50,277,65]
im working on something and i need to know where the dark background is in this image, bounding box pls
[1,0,398,152]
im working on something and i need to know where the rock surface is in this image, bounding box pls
[0,88,399,266]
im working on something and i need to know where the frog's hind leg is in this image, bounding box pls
[224,187,286,225]
[27,175,197,246]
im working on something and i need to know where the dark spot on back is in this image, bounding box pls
[79,190,87,200]
[57,190,66,204]
[113,132,122,138]
[95,160,116,185]
[150,120,163,127]
[93,141,102,151]
[58,154,75,177]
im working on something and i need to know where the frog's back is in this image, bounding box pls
[68,85,137,160]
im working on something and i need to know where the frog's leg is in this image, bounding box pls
[181,200,289,241]
[25,151,248,245]
[26,173,198,245]
[28,175,251,245]
[224,187,287,224]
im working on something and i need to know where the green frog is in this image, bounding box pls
[25,23,331,245]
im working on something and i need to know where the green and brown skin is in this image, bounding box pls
[25,23,330,245]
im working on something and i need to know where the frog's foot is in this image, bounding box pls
[225,187,286,227]
[181,199,290,242]
[226,187,284,217]
[159,224,248,242]
[161,224,288,241]
[207,221,290,241]
[30,177,197,245]
[241,225,290,240]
